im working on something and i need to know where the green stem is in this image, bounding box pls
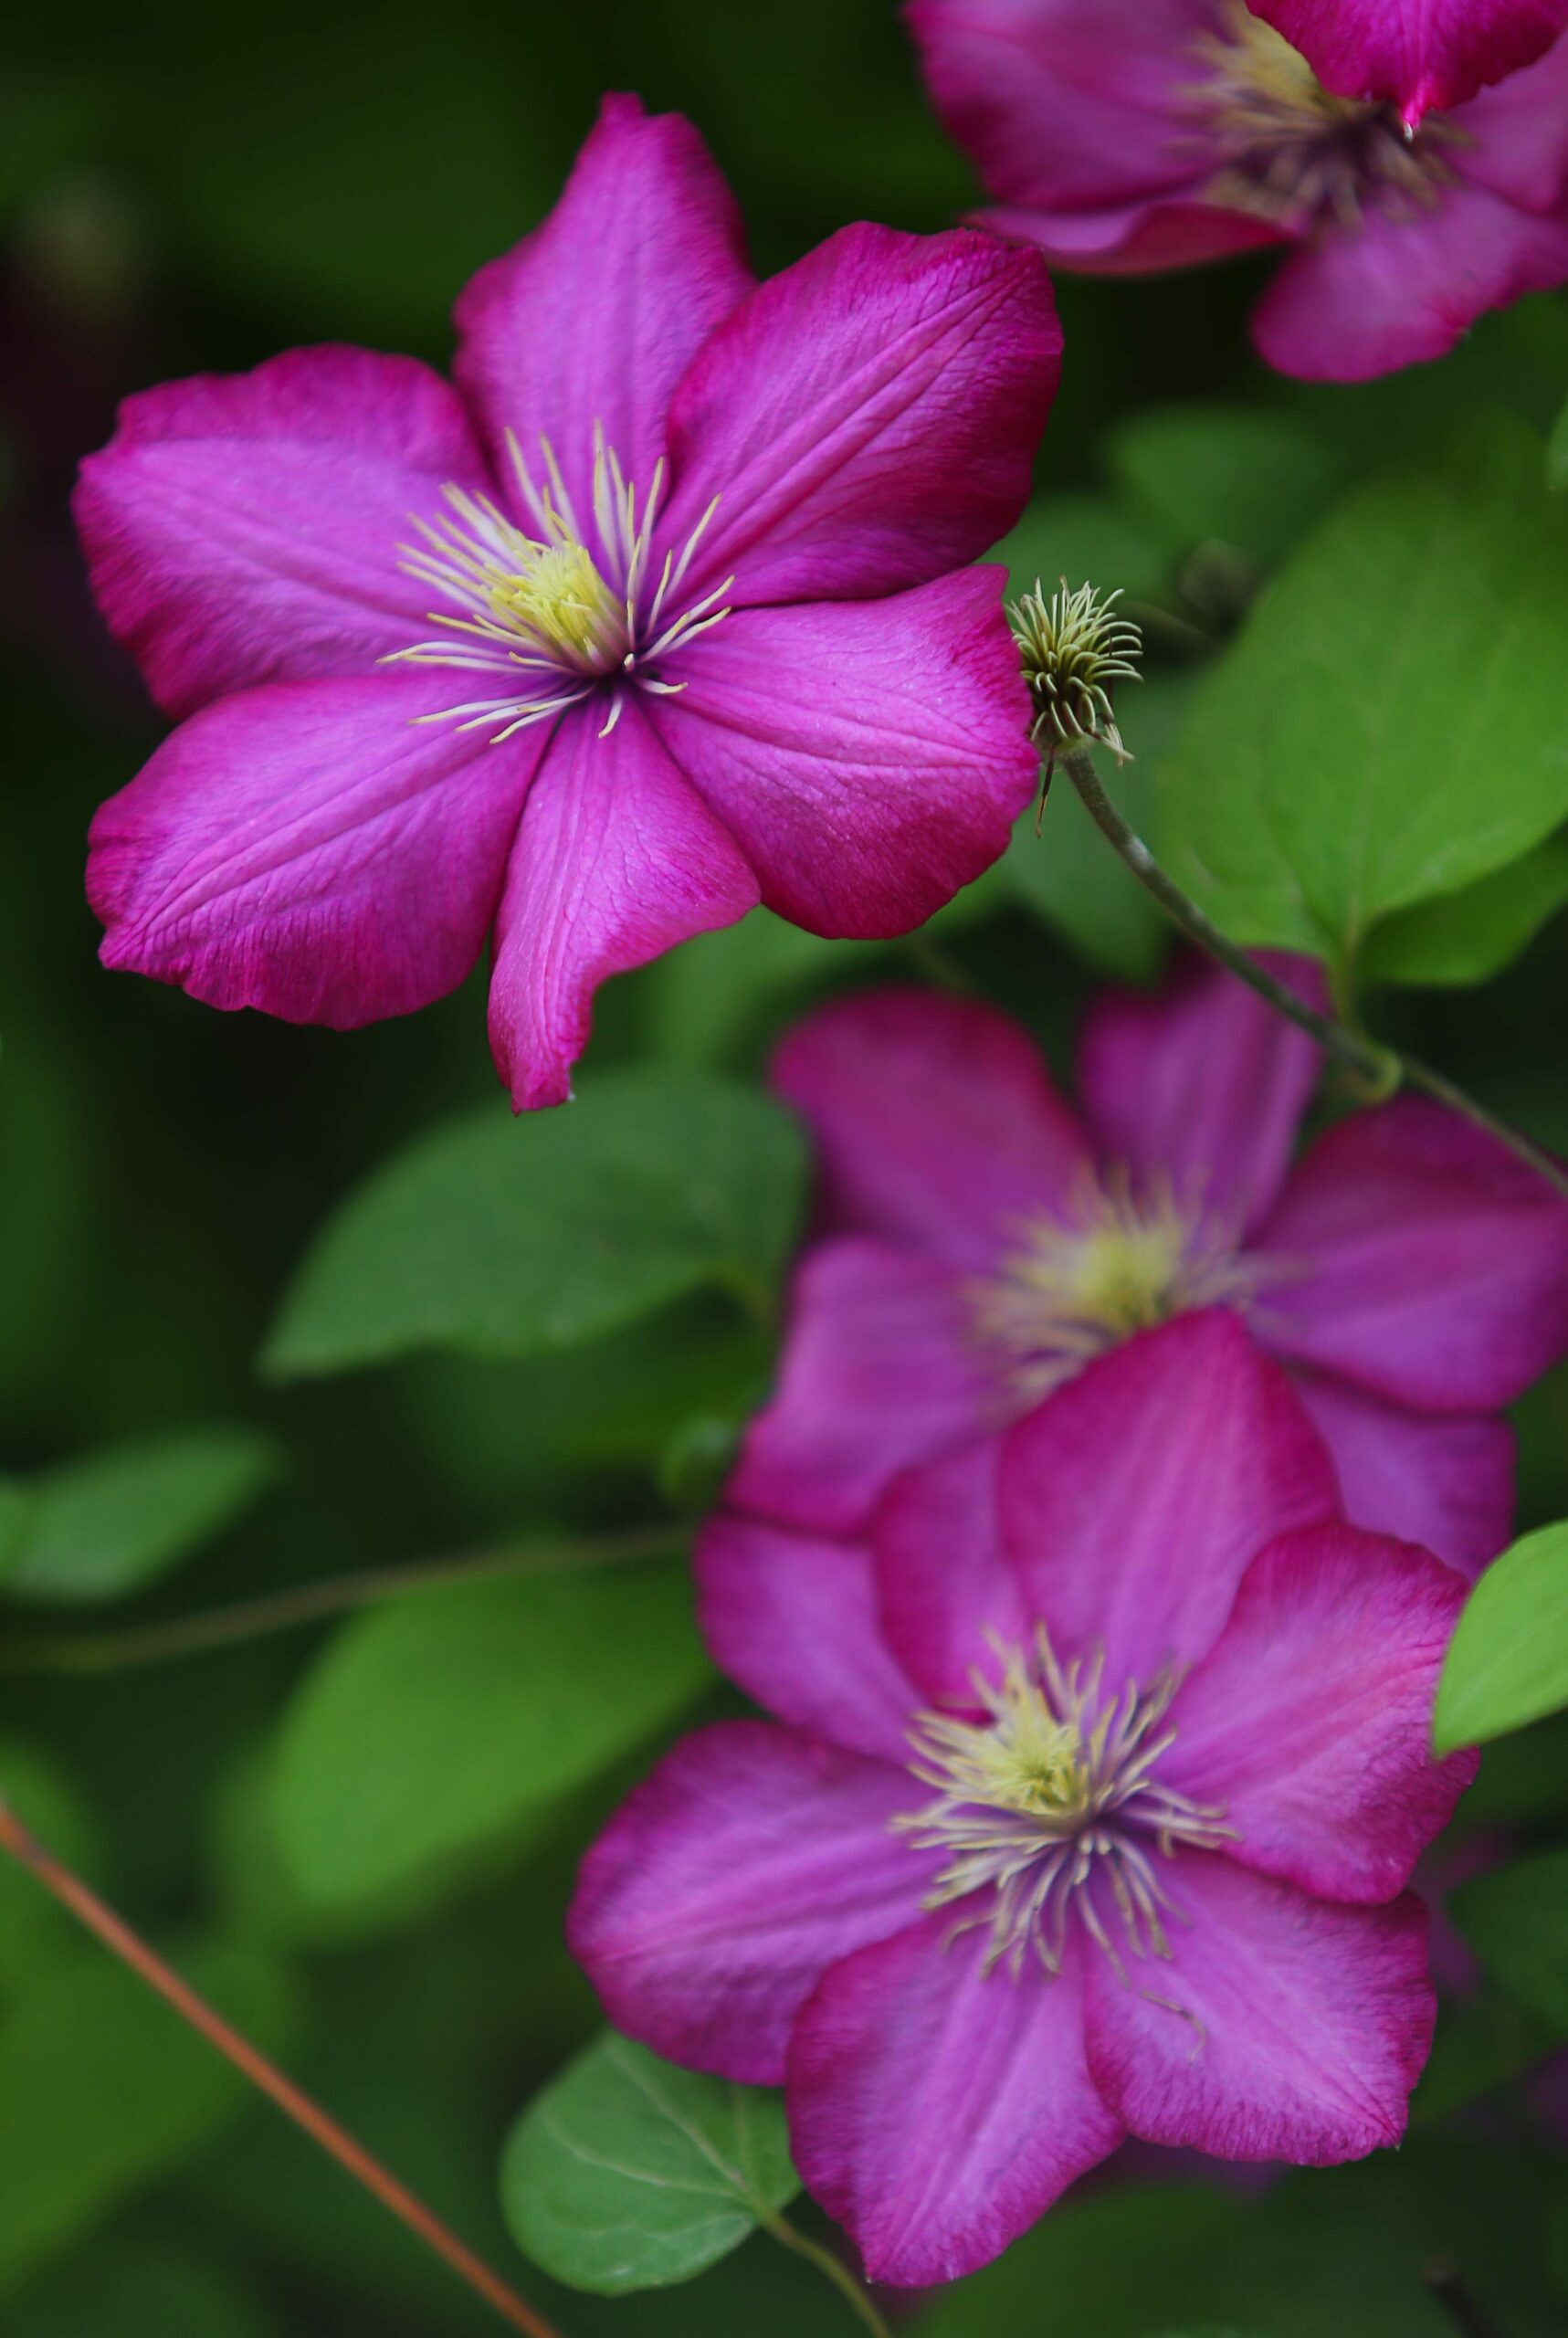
[761,2210,895,2338]
[0,1525,679,1675]
[1058,744,1568,1203]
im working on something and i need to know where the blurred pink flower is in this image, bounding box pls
[907,0,1568,379]
[731,962,1568,1574]
[75,97,1058,1108]
[1251,0,1568,123]
[574,1313,1476,2284]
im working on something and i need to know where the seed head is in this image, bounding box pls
[1009,578,1142,764]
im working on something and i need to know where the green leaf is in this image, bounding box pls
[1452,1850,1568,2035]
[270,1557,708,1914]
[10,2234,284,2338]
[264,1070,806,1381]
[1433,1522,1568,1753]
[0,1741,100,1996]
[924,2185,1250,2337]
[1108,403,1347,571]
[502,2030,798,2293]
[997,491,1171,606]
[1161,417,1568,966]
[0,1940,297,2296]
[0,1429,280,1605]
[1363,838,1568,988]
[1549,390,1568,490]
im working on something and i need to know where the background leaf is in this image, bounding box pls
[1363,838,1568,989]
[0,1429,280,1605]
[1434,1522,1568,1752]
[1452,1850,1568,2036]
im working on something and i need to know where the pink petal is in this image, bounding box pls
[999,1311,1340,1683]
[653,573,1039,941]
[789,1921,1121,2287]
[1077,953,1325,1238]
[661,223,1058,607]
[694,1514,920,1762]
[1084,1853,1434,2163]
[876,1442,1029,1707]
[1451,30,1568,212]
[1164,1525,1477,1904]
[1247,0,1568,122]
[452,95,752,527]
[73,347,490,719]
[567,1722,926,2085]
[88,670,543,1027]
[1258,1096,1568,1411]
[486,700,758,1111]
[1251,182,1568,381]
[771,988,1091,1274]
[728,1237,994,1537]
[1287,1366,1515,1580]
[976,197,1284,275]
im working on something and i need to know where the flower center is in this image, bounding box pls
[485,539,622,669]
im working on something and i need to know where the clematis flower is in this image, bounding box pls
[572,1312,1477,2285]
[729,963,1568,1574]
[906,0,1568,380]
[74,98,1058,1109]
[1249,0,1568,123]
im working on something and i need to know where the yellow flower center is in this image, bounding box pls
[916,1657,1090,1823]
[485,539,620,667]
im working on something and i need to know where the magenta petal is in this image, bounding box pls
[567,1722,925,2085]
[662,223,1058,607]
[976,197,1284,276]
[1259,1096,1568,1411]
[729,1237,992,1537]
[452,95,752,521]
[1085,1853,1434,2163]
[1251,182,1568,381]
[655,574,1038,940]
[1287,1366,1515,1580]
[999,1312,1340,1682]
[486,700,758,1110]
[89,671,542,1027]
[773,989,1091,1272]
[876,1443,1029,1707]
[1077,953,1325,1237]
[73,347,489,718]
[694,1514,920,1762]
[789,1921,1121,2287]
[1451,31,1568,212]
[1165,1525,1477,1904]
[1247,0,1568,121]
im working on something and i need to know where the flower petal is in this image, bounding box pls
[694,1514,920,1762]
[654,573,1039,940]
[789,1921,1121,2287]
[771,987,1091,1272]
[876,1442,1030,1707]
[1084,1853,1434,2164]
[998,1311,1340,1682]
[1247,0,1568,123]
[661,222,1058,607]
[728,1237,994,1536]
[567,1722,926,2085]
[1165,1525,1477,1904]
[975,197,1284,275]
[73,347,489,718]
[1450,29,1568,212]
[486,699,759,1110]
[1077,953,1325,1237]
[452,95,752,524]
[88,670,542,1027]
[1259,1096,1568,1410]
[1287,1366,1515,1580]
[1250,182,1568,382]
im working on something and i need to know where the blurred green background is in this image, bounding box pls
[4,0,1568,2331]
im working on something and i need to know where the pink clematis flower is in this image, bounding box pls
[74,98,1058,1109]
[573,1312,1477,2285]
[1250,0,1568,123]
[906,0,1568,380]
[730,964,1568,1575]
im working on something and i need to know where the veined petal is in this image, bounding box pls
[88,669,543,1027]
[1287,1366,1515,1580]
[73,347,490,717]
[567,1722,926,2086]
[789,1922,1121,2288]
[876,1442,1030,1708]
[975,196,1284,275]
[661,223,1058,607]
[653,574,1038,943]
[1165,1525,1477,1904]
[1247,0,1568,123]
[486,699,759,1111]
[1450,30,1568,213]
[453,94,752,524]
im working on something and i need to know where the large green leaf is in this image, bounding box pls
[1363,838,1568,989]
[1433,1522,1568,1753]
[1107,403,1347,571]
[1161,418,1568,969]
[264,1071,806,1381]
[502,2031,797,2293]
[0,1429,280,1605]
[270,1557,708,1912]
[1452,1851,1568,2036]
[10,2234,283,2338]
